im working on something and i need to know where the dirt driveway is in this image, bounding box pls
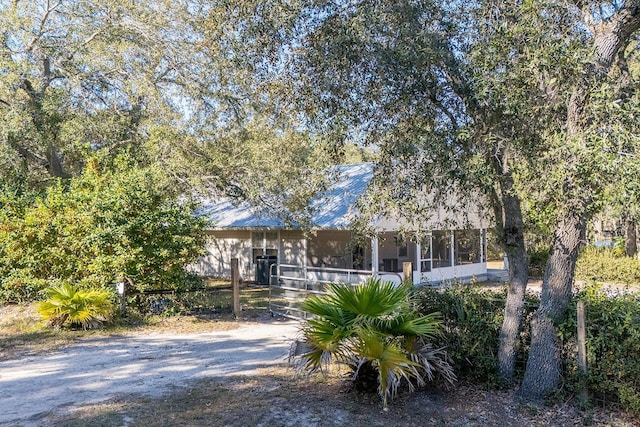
[0,319,299,427]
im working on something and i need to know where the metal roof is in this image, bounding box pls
[198,163,373,230]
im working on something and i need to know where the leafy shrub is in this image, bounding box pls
[416,285,539,385]
[575,246,640,284]
[527,245,550,278]
[0,155,207,303]
[294,278,455,409]
[130,285,230,316]
[560,283,640,414]
[417,283,640,414]
[37,283,115,329]
[0,271,49,304]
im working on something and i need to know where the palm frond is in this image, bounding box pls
[357,329,419,409]
[390,312,444,339]
[37,283,114,329]
[294,277,455,408]
[404,337,456,386]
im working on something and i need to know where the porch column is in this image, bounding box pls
[303,236,308,274]
[371,236,379,273]
[415,240,422,280]
[430,234,433,271]
[483,229,488,263]
[450,231,455,267]
[479,229,484,263]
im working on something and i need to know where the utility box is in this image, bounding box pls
[255,255,277,285]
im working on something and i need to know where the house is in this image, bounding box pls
[192,163,491,287]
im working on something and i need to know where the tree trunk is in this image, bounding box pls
[497,176,528,382]
[625,217,637,257]
[519,210,586,400]
[519,2,640,400]
[46,144,67,178]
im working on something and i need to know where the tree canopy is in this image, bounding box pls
[254,0,640,398]
[2,0,639,401]
[0,0,328,225]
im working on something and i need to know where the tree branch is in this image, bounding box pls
[592,0,640,70]
[24,0,63,53]
[7,135,49,168]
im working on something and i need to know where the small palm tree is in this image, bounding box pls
[37,283,114,329]
[294,278,455,409]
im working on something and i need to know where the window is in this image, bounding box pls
[454,229,480,265]
[396,236,408,258]
[432,231,452,268]
[252,231,279,263]
[419,235,432,272]
[352,245,365,270]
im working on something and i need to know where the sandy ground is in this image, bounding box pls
[0,319,299,427]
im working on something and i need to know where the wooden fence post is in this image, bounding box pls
[577,300,587,374]
[231,258,240,319]
[403,262,413,285]
[115,280,126,316]
[577,299,589,405]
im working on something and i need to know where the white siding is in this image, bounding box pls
[281,230,305,266]
[417,263,487,285]
[191,230,252,280]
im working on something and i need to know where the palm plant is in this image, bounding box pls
[37,283,114,329]
[295,278,455,409]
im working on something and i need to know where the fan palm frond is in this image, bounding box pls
[37,283,114,329]
[293,277,455,408]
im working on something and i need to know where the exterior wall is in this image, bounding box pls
[193,229,308,281]
[191,230,252,279]
[193,227,487,284]
[280,230,306,266]
[416,263,487,285]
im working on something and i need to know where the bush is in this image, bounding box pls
[0,155,207,303]
[560,283,640,414]
[417,286,538,385]
[37,282,115,329]
[416,283,640,414]
[575,246,640,284]
[294,278,455,409]
[527,246,550,278]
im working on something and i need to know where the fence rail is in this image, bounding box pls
[269,264,402,320]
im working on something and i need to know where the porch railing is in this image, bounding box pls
[268,264,402,320]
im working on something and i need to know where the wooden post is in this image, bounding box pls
[231,258,240,319]
[577,300,589,406]
[403,262,413,285]
[116,281,126,316]
[577,300,587,374]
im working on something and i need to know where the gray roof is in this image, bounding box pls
[199,163,373,229]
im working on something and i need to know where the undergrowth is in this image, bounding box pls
[416,284,640,415]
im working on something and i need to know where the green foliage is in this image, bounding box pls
[417,283,640,414]
[560,284,640,414]
[295,278,455,409]
[527,246,550,278]
[417,286,539,385]
[575,247,640,285]
[0,155,207,302]
[37,283,114,329]
[612,237,628,258]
